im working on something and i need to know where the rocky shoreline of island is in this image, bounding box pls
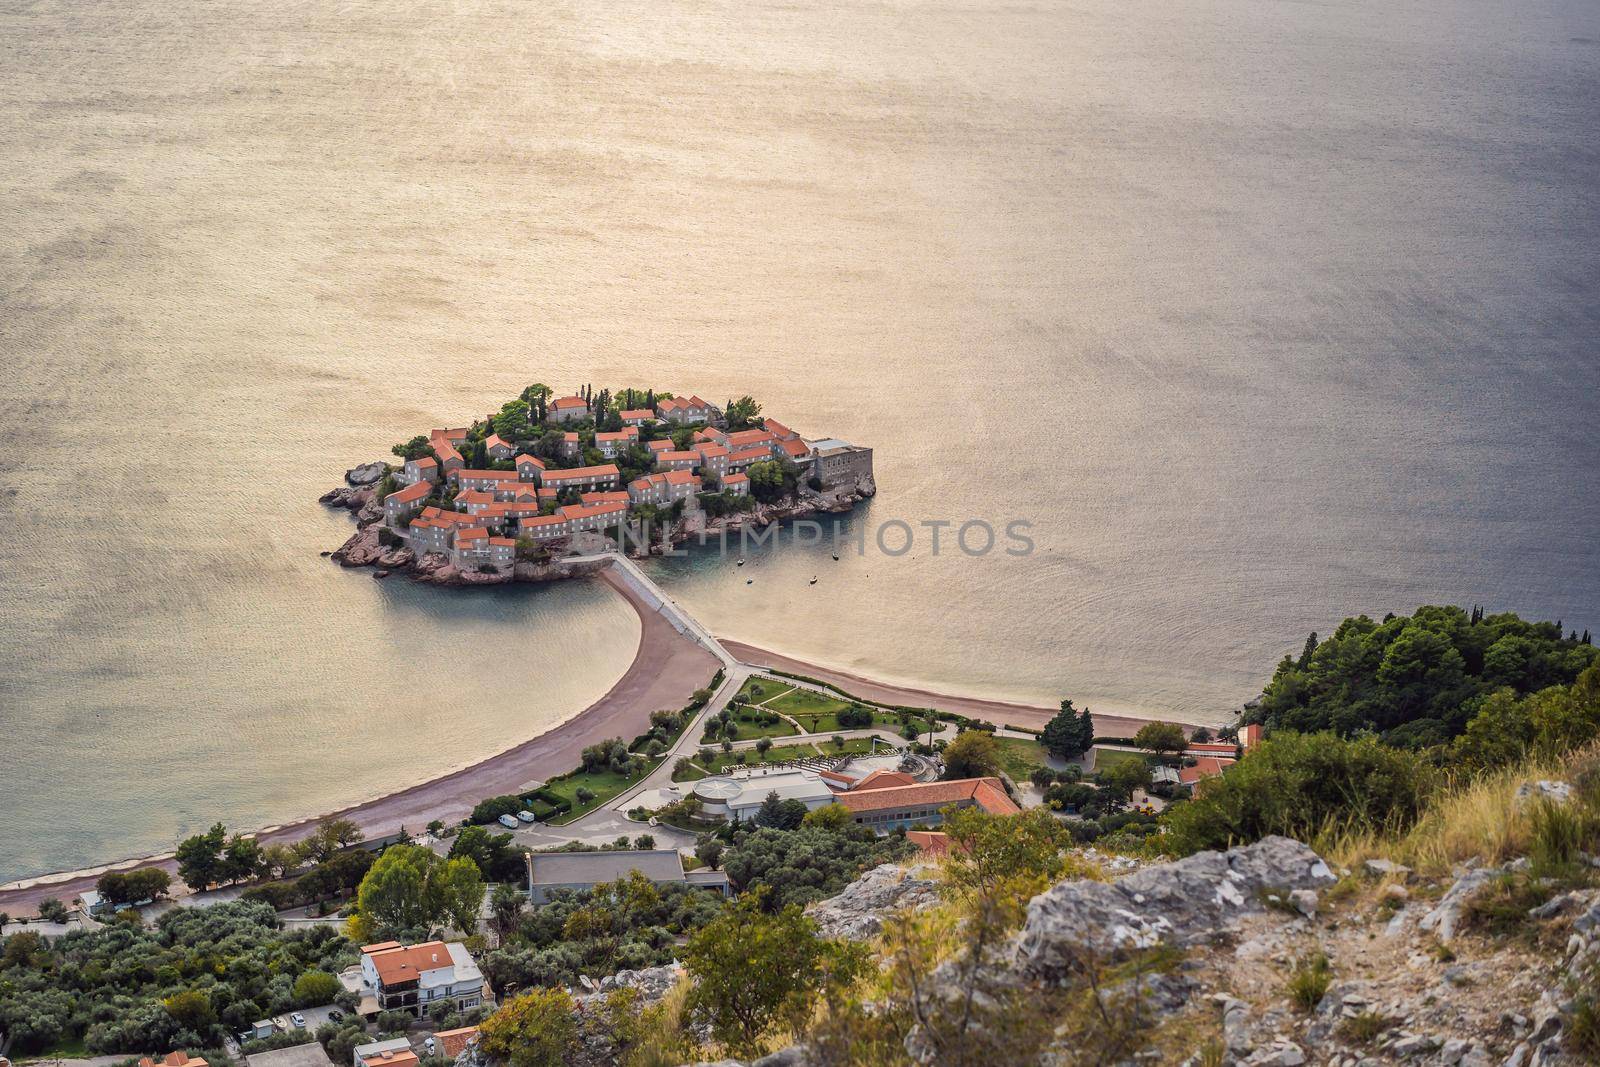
[320,385,876,587]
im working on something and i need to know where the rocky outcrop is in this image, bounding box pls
[319,485,373,511]
[1016,835,1335,979]
[331,523,386,567]
[806,863,940,940]
[346,461,389,486]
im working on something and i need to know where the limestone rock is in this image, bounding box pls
[1015,836,1335,979]
[1514,780,1574,806]
[807,863,940,940]
[1419,865,1507,943]
[345,461,389,486]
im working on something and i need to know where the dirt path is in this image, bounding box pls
[0,566,718,915]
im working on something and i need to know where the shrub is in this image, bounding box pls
[1162,732,1433,855]
[471,795,526,825]
[1285,953,1331,1012]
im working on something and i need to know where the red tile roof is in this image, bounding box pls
[543,463,621,483]
[834,777,1020,816]
[557,501,628,519]
[726,429,777,448]
[365,940,455,986]
[657,450,699,463]
[456,528,489,544]
[906,831,952,857]
[551,396,587,410]
[727,446,770,463]
[410,455,438,468]
[487,537,517,547]
[433,1027,481,1059]
[515,454,546,469]
[780,439,810,459]
[596,428,639,442]
[850,770,917,791]
[619,409,654,421]
[581,491,631,505]
[696,443,730,459]
[1179,757,1234,785]
[762,419,796,439]
[647,440,675,452]
[387,481,430,504]
[456,468,522,481]
[723,472,749,484]
[485,433,508,449]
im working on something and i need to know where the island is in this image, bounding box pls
[320,385,876,584]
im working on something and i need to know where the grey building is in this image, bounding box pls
[525,849,729,903]
[808,439,875,490]
[245,1045,336,1067]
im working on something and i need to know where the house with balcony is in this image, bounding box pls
[356,940,487,1017]
[594,426,639,459]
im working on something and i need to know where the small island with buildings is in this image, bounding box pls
[321,385,875,584]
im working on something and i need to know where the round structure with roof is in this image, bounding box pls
[693,777,744,816]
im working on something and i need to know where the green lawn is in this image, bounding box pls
[544,764,657,823]
[766,687,853,718]
[994,736,1049,781]
[736,677,794,704]
[1092,747,1149,774]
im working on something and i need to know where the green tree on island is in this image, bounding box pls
[724,395,762,430]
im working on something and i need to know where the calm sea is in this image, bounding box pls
[2,0,1597,883]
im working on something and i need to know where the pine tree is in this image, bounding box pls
[1077,707,1096,753]
[1296,632,1318,670]
[1042,699,1083,760]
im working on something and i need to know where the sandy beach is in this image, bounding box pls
[719,640,1196,738]
[0,577,1197,916]
[0,567,718,914]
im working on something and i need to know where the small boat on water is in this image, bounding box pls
[746,578,753,585]
[737,558,745,566]
[809,576,818,585]
[832,554,839,561]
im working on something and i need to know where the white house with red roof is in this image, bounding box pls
[356,941,486,1016]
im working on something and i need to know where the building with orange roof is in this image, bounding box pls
[619,408,655,426]
[382,479,432,526]
[558,432,582,461]
[848,769,918,791]
[695,442,730,478]
[452,468,522,493]
[722,471,750,495]
[834,777,1020,833]
[580,490,631,506]
[484,433,514,460]
[762,418,799,441]
[542,463,620,492]
[656,395,717,424]
[353,1042,417,1067]
[725,428,778,451]
[594,426,640,459]
[694,426,729,446]
[646,439,675,455]
[401,454,439,485]
[514,454,545,481]
[139,1053,208,1067]
[518,513,573,541]
[726,445,771,472]
[1178,757,1234,787]
[628,470,701,507]
[357,940,486,1016]
[656,449,700,471]
[779,438,812,463]
[555,500,629,533]
[548,395,589,423]
[906,830,952,857]
[431,1027,480,1060]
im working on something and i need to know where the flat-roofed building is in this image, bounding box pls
[245,1043,335,1067]
[691,770,839,823]
[352,1041,415,1067]
[808,439,874,490]
[525,849,728,903]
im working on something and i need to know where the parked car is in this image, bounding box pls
[516,810,537,823]
[327,1009,344,1022]
[497,814,520,829]
[291,1013,306,1029]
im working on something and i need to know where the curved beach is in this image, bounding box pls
[0,566,719,914]
[719,640,1188,738]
